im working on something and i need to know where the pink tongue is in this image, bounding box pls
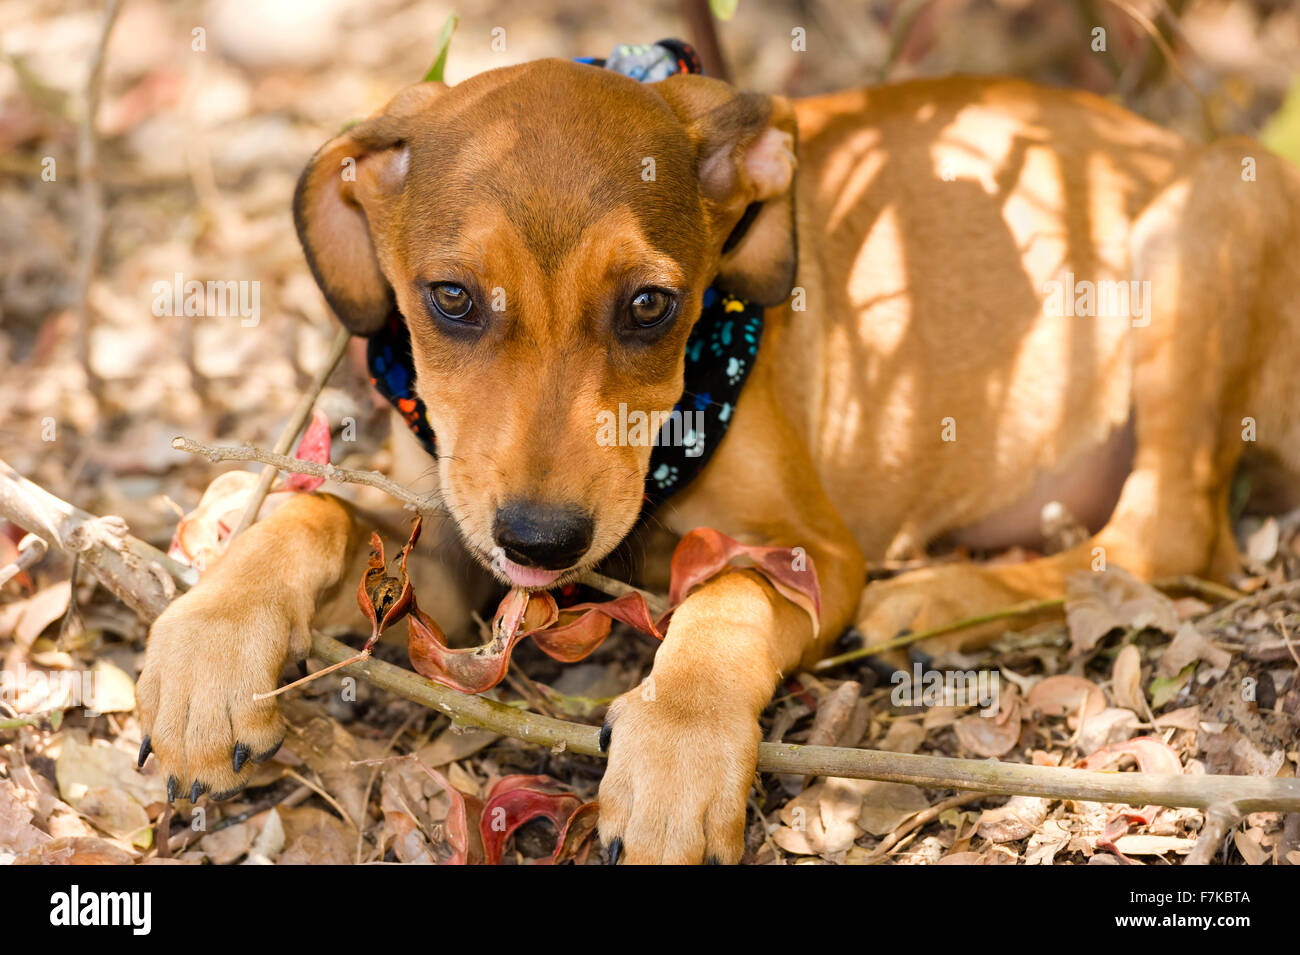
[500,558,562,589]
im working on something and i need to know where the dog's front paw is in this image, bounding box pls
[136,585,308,803]
[597,676,759,864]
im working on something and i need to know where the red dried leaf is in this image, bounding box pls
[479,775,593,865]
[554,801,600,865]
[668,527,821,631]
[417,763,483,865]
[284,409,331,492]
[168,470,293,570]
[357,518,422,652]
[404,527,820,693]
[532,591,664,662]
[408,590,558,694]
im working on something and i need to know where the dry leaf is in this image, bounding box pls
[1077,708,1140,753]
[244,807,285,865]
[877,719,925,754]
[11,836,136,865]
[1158,623,1232,676]
[1111,644,1146,713]
[1027,675,1105,727]
[773,783,827,856]
[55,736,166,810]
[817,777,869,854]
[86,659,136,714]
[856,781,928,836]
[1065,567,1178,654]
[0,780,51,853]
[1246,518,1279,564]
[1154,705,1200,730]
[417,725,500,767]
[1111,835,1194,856]
[978,795,1050,842]
[1233,828,1268,866]
[278,805,354,864]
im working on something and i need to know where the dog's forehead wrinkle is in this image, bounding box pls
[401,72,702,273]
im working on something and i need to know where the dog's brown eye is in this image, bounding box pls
[428,283,473,322]
[628,288,676,328]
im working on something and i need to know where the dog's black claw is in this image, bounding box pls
[252,737,283,764]
[137,736,151,768]
[864,657,902,685]
[166,775,178,804]
[189,781,205,803]
[605,837,623,865]
[836,626,864,649]
[298,659,308,680]
[232,742,250,774]
[598,722,612,753]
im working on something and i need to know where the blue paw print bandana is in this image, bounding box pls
[366,39,767,516]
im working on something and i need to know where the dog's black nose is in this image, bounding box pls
[492,502,594,570]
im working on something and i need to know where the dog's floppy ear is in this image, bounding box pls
[654,74,797,306]
[293,82,445,334]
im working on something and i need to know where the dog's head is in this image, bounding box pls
[295,59,796,587]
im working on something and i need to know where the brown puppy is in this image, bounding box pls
[138,60,1300,863]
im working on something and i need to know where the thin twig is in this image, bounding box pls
[865,790,987,863]
[354,712,419,864]
[1100,0,1218,136]
[169,436,667,613]
[815,574,1245,671]
[1273,611,1300,670]
[72,0,123,402]
[0,533,47,587]
[1202,579,1300,632]
[284,768,356,831]
[172,436,441,515]
[813,597,1066,671]
[230,327,352,539]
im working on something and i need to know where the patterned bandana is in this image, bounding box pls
[365,40,766,516]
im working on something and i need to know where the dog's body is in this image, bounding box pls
[138,61,1300,863]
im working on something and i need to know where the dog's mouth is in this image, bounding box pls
[481,546,588,592]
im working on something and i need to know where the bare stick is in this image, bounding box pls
[0,458,192,620]
[1186,803,1242,866]
[679,0,729,82]
[311,631,1300,813]
[230,327,352,539]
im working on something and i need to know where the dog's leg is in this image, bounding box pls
[857,138,1300,651]
[597,383,866,864]
[136,492,364,800]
